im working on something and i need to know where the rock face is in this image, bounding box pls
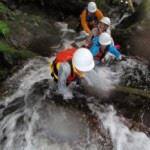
[128,0,150,62]
[113,0,150,63]
[42,0,86,19]
[0,2,62,81]
[2,0,86,19]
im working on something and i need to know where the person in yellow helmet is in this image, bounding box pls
[80,1,103,35]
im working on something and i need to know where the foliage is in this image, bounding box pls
[0,42,36,81]
[95,0,105,9]
[142,0,150,18]
[0,2,8,14]
[0,21,10,37]
[0,42,36,60]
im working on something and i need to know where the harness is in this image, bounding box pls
[50,48,78,86]
[51,60,77,85]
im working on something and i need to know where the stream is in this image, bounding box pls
[0,22,150,150]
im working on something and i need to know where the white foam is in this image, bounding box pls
[89,104,150,150]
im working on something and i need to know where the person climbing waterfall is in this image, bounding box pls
[91,16,112,37]
[85,16,114,48]
[90,32,125,64]
[50,47,95,99]
[85,17,114,55]
[98,16,111,35]
[80,1,103,36]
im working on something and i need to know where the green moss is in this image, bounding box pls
[0,2,8,14]
[0,42,14,53]
[0,67,8,81]
[143,0,150,18]
[0,42,36,81]
[16,49,36,60]
[0,21,10,37]
[0,42,36,60]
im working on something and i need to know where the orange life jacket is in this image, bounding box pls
[51,47,78,85]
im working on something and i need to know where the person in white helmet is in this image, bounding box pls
[87,16,122,58]
[98,16,115,46]
[85,16,114,51]
[50,47,95,99]
[80,1,103,35]
[98,16,111,35]
[89,32,125,64]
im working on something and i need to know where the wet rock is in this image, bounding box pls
[1,0,17,10]
[113,0,150,62]
[8,14,59,50]
[2,96,25,119]
[28,35,61,56]
[10,27,32,49]
[101,89,150,131]
[2,0,86,19]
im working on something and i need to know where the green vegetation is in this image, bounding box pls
[0,42,36,81]
[0,2,8,14]
[95,0,105,9]
[0,42,36,60]
[0,21,10,37]
[142,0,150,18]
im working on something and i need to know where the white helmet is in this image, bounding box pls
[87,2,97,13]
[99,32,112,45]
[72,48,95,72]
[100,17,111,26]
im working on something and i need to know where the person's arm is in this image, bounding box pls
[95,9,104,20]
[80,10,91,34]
[108,45,122,60]
[57,62,73,99]
[89,36,100,56]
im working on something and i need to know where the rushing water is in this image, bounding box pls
[0,56,149,150]
[0,22,150,150]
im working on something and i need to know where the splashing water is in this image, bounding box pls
[0,57,150,150]
[84,66,121,97]
[0,20,150,150]
[89,104,150,150]
[54,22,76,49]
[111,58,150,89]
[3,57,51,105]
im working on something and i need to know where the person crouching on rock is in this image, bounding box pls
[90,32,126,65]
[49,47,95,99]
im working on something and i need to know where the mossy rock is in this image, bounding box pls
[0,42,36,61]
[0,42,36,81]
[0,68,8,81]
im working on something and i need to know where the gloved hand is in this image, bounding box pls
[121,55,127,61]
[91,27,98,36]
[63,91,73,100]
[101,58,105,64]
